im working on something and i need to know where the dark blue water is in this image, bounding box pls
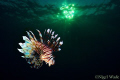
[0,0,120,80]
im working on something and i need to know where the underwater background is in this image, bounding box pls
[0,0,120,80]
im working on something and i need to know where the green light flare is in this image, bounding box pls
[72,14,73,17]
[65,15,68,18]
[60,7,63,10]
[63,10,68,14]
[72,4,74,6]
[59,4,75,19]
[66,6,68,8]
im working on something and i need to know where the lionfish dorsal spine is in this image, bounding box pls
[47,29,50,33]
[29,31,37,41]
[26,31,33,39]
[56,37,60,42]
[36,29,43,43]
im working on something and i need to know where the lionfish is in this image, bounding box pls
[17,29,63,69]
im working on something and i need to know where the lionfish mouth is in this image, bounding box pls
[18,29,63,69]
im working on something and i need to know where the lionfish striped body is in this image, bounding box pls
[18,29,63,69]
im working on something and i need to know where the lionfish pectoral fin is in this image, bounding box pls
[19,43,26,48]
[18,48,24,53]
[22,36,30,43]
